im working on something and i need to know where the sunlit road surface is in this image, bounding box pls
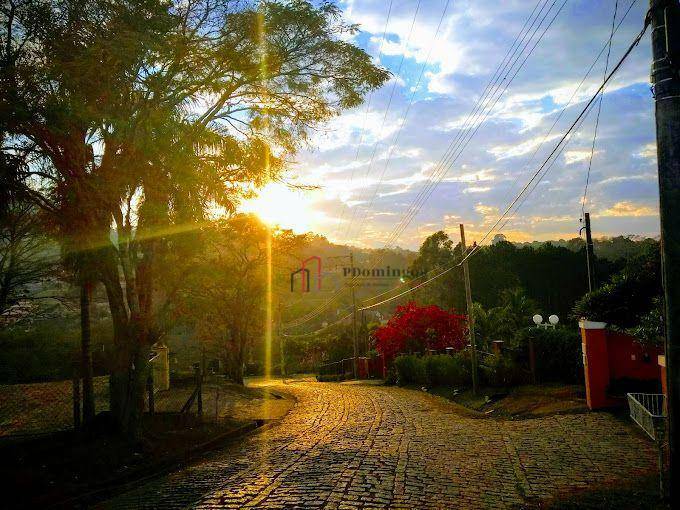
[99,379,657,509]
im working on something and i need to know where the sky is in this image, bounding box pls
[242,0,660,250]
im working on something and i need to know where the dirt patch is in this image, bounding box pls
[428,384,588,419]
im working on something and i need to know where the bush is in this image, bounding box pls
[480,353,526,387]
[394,354,427,386]
[0,318,113,383]
[572,245,661,330]
[511,327,583,384]
[424,354,469,386]
[394,353,470,387]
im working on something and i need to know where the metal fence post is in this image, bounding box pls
[147,371,155,415]
[195,365,203,416]
[72,364,81,430]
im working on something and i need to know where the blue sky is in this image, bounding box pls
[269,0,660,249]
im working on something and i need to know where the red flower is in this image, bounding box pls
[374,302,467,363]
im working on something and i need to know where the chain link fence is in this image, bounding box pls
[0,374,110,438]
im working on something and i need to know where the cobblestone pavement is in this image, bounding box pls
[99,380,657,509]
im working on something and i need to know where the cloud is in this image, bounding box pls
[599,201,658,218]
[564,149,598,165]
[279,1,659,249]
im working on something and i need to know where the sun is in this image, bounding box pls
[240,182,319,233]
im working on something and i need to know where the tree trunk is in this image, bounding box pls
[80,281,95,424]
[99,246,149,439]
[109,343,150,440]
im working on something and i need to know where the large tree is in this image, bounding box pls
[1,0,388,435]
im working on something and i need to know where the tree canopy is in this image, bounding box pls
[1,0,388,434]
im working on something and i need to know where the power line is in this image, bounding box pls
[363,0,565,258]
[581,0,620,220]
[496,0,638,232]
[281,311,353,338]
[345,0,451,243]
[330,0,395,243]
[283,0,565,330]
[460,13,651,267]
[342,0,423,242]
[362,13,651,310]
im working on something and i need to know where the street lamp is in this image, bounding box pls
[532,313,559,329]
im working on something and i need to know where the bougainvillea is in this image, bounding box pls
[373,302,467,363]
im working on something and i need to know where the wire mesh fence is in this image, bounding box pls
[0,375,110,438]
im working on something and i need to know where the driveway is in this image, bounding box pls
[99,379,657,509]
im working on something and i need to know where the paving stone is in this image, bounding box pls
[98,381,657,509]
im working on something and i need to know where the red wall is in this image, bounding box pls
[581,324,663,409]
[606,330,663,381]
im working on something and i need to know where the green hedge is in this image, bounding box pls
[511,327,583,384]
[480,353,527,387]
[394,354,469,387]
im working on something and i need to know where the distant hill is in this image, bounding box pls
[511,235,658,261]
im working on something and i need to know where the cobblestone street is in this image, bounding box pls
[99,380,658,509]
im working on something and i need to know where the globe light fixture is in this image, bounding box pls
[532,313,559,329]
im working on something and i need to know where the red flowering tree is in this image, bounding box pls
[373,302,467,363]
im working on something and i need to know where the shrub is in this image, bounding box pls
[374,302,467,363]
[424,354,469,386]
[480,353,527,387]
[512,327,583,384]
[394,354,427,386]
[572,244,661,330]
[394,353,470,387]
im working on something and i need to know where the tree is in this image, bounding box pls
[0,198,55,316]
[2,0,388,435]
[184,215,268,385]
[373,302,467,363]
[573,243,662,330]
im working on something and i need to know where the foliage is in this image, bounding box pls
[0,199,57,316]
[511,327,583,384]
[408,231,626,322]
[373,302,467,362]
[572,244,661,331]
[627,297,665,347]
[2,0,387,433]
[393,353,469,387]
[472,288,537,349]
[424,354,470,387]
[0,317,113,383]
[393,355,427,386]
[480,353,526,388]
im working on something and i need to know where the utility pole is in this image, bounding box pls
[584,212,596,292]
[350,251,359,379]
[651,0,680,497]
[459,224,479,395]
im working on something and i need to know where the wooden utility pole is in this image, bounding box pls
[350,251,359,379]
[459,224,479,394]
[584,212,596,292]
[651,0,680,496]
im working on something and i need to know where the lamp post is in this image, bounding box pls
[528,314,559,383]
[532,314,559,329]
